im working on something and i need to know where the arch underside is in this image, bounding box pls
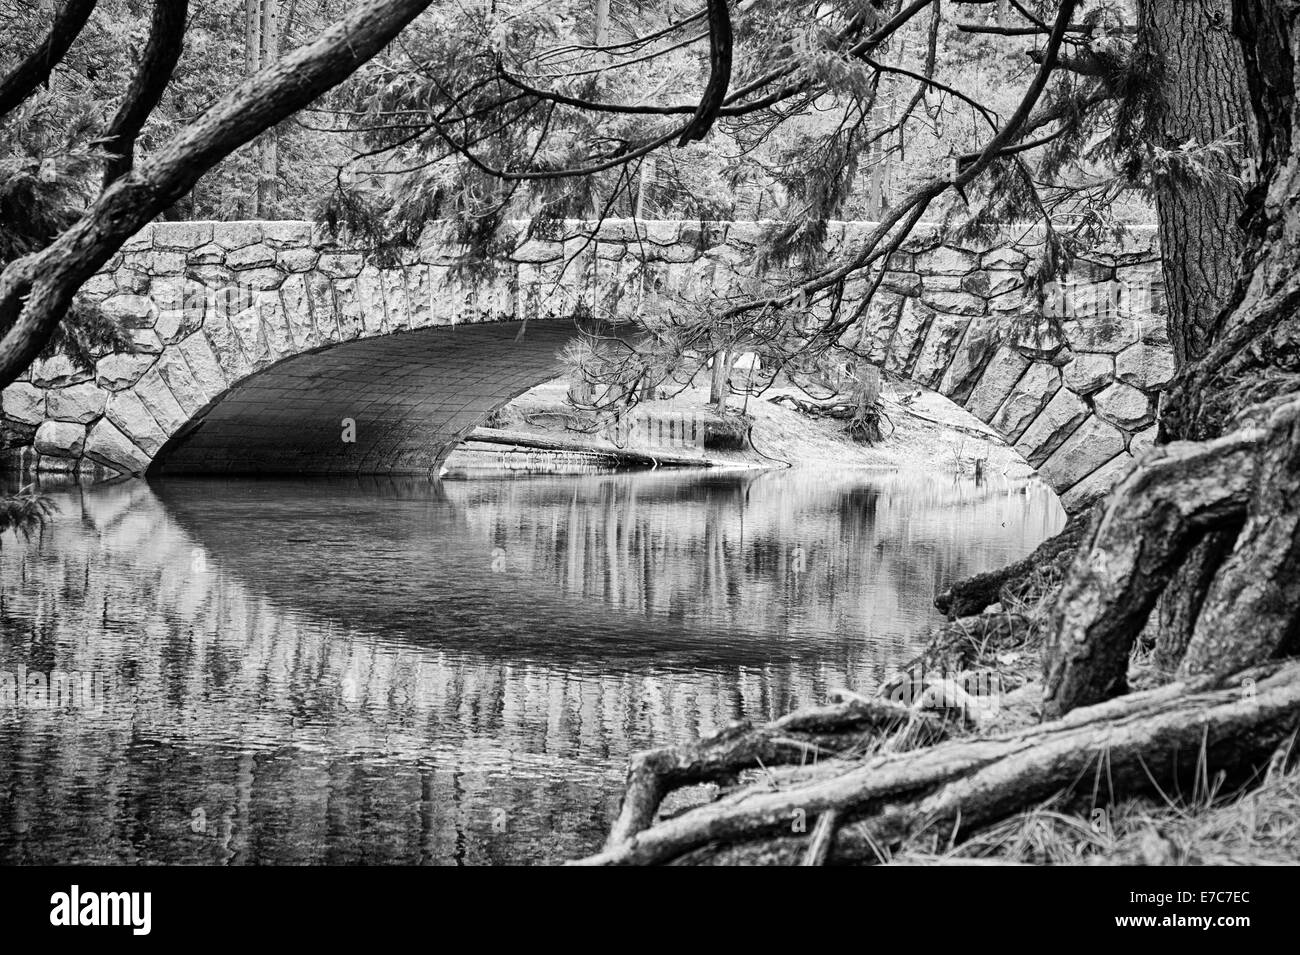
[151,320,583,476]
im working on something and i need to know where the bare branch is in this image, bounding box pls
[102,0,190,187]
[677,0,733,146]
[955,21,1135,36]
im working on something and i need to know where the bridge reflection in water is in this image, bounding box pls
[0,469,1063,864]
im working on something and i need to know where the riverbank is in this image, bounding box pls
[581,534,1300,866]
[443,378,1036,479]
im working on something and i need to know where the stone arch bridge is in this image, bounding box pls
[0,219,1172,510]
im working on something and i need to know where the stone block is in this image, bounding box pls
[921,246,979,275]
[186,243,226,266]
[1039,416,1126,491]
[202,310,254,384]
[106,390,170,456]
[134,366,189,434]
[921,290,986,316]
[152,221,214,250]
[981,247,1028,269]
[146,250,186,274]
[1115,341,1177,391]
[261,221,314,248]
[2,383,45,425]
[279,274,319,349]
[177,330,230,398]
[1060,310,1141,354]
[84,418,151,474]
[96,353,157,391]
[964,345,1030,423]
[381,268,411,330]
[154,350,208,418]
[1060,452,1137,513]
[318,252,365,278]
[1129,425,1157,458]
[30,355,93,387]
[910,312,971,389]
[1094,380,1155,430]
[45,382,106,424]
[990,362,1061,444]
[277,248,319,272]
[226,244,277,270]
[101,293,157,329]
[1014,388,1089,467]
[212,221,265,250]
[1062,353,1114,395]
[305,272,340,341]
[939,315,1001,404]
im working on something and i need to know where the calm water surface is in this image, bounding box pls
[0,468,1063,864]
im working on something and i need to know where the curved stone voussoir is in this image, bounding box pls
[3,220,1170,498]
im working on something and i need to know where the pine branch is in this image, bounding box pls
[0,0,99,121]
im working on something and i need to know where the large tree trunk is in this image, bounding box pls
[1139,0,1255,369]
[1139,0,1256,658]
[1042,0,1300,716]
[245,0,282,216]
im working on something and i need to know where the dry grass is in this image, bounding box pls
[893,733,1300,866]
[887,554,1300,866]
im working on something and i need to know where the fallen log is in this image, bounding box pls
[576,660,1300,865]
[462,426,718,469]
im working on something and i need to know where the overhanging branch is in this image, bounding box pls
[677,0,733,145]
[0,0,436,390]
[102,0,191,187]
[0,0,99,121]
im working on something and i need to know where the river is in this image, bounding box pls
[0,468,1063,864]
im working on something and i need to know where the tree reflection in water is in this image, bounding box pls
[0,469,1062,864]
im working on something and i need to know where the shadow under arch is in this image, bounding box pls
[149,319,594,476]
[143,470,864,672]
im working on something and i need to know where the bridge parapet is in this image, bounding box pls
[0,219,1172,505]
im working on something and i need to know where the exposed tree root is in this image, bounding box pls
[1152,527,1242,670]
[578,661,1300,865]
[603,695,950,847]
[934,510,1090,619]
[1180,398,1300,676]
[1043,396,1300,717]
[1041,426,1262,718]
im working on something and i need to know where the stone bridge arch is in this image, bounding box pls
[0,219,1174,507]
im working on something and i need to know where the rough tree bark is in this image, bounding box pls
[102,0,190,187]
[245,0,283,216]
[604,694,948,847]
[1139,0,1256,661]
[587,0,1300,865]
[676,0,733,145]
[1042,416,1270,714]
[580,661,1300,865]
[1043,0,1300,715]
[1139,0,1255,368]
